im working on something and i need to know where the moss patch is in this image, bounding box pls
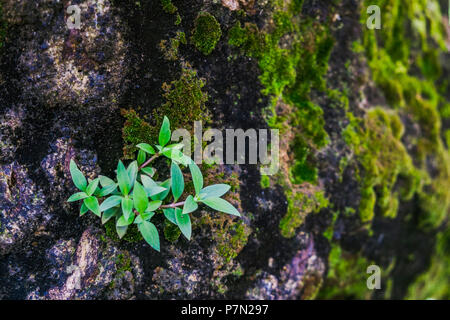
[191,12,222,55]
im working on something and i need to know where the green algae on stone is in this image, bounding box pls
[121,108,154,159]
[191,12,222,55]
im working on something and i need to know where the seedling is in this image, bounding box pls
[68,116,240,251]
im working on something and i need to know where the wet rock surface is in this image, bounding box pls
[0,0,449,300]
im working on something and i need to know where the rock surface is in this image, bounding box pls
[0,0,449,300]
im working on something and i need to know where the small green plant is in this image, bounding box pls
[68,117,240,251]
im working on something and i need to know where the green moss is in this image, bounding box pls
[191,12,222,55]
[356,0,450,228]
[260,175,270,189]
[318,244,373,299]
[343,108,421,222]
[122,64,209,158]
[229,2,333,238]
[160,0,177,14]
[121,108,154,159]
[164,220,181,242]
[216,219,251,263]
[406,228,450,299]
[280,190,329,238]
[154,63,209,132]
[104,219,143,243]
[159,31,186,61]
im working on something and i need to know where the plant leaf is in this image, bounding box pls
[68,192,88,202]
[159,116,171,147]
[117,212,135,227]
[70,159,87,191]
[117,160,131,196]
[183,195,198,214]
[127,161,138,189]
[163,208,177,225]
[99,195,122,212]
[86,178,100,196]
[141,175,167,197]
[189,162,203,195]
[146,200,162,212]
[80,202,89,216]
[201,197,240,216]
[98,184,117,197]
[102,206,120,225]
[162,149,191,166]
[99,175,115,187]
[171,162,184,202]
[116,225,128,239]
[175,208,191,240]
[199,184,231,200]
[137,143,156,155]
[137,149,146,165]
[121,197,134,220]
[141,167,155,177]
[134,211,155,224]
[138,220,160,251]
[84,196,101,217]
[133,181,149,214]
[151,179,171,201]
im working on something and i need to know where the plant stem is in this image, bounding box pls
[161,201,185,209]
[139,153,160,170]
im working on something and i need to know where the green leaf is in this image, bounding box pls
[201,197,240,216]
[199,184,231,200]
[141,167,155,177]
[99,175,115,187]
[127,161,138,189]
[163,208,177,225]
[163,143,184,151]
[137,143,156,155]
[134,211,155,224]
[121,197,134,220]
[117,212,135,226]
[138,221,160,251]
[162,149,191,166]
[102,206,120,225]
[86,178,100,196]
[175,208,191,240]
[117,160,131,196]
[189,162,203,195]
[137,149,146,165]
[151,179,171,201]
[99,195,122,212]
[70,159,87,191]
[141,175,167,197]
[146,200,162,212]
[133,181,149,214]
[183,195,198,214]
[159,116,171,147]
[68,192,88,202]
[98,184,117,197]
[171,162,184,202]
[80,203,89,216]
[84,196,101,217]
[116,225,128,239]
